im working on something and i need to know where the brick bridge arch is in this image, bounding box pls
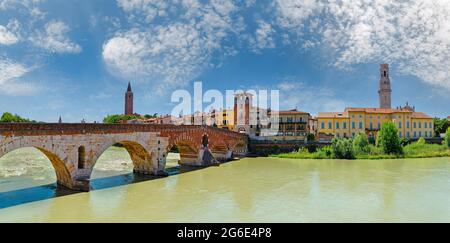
[0,124,248,191]
[0,142,74,189]
[163,126,248,165]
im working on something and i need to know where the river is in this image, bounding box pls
[0,147,449,222]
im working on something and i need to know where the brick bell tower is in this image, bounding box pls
[379,64,392,109]
[125,82,133,115]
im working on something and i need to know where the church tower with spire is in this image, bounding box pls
[125,82,134,115]
[378,64,392,109]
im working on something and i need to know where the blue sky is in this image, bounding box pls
[0,0,449,122]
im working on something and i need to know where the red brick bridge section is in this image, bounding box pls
[0,124,248,191]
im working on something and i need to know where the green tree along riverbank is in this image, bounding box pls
[103,114,158,124]
[0,112,38,123]
[274,123,450,160]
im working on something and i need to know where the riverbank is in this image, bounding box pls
[272,143,450,160]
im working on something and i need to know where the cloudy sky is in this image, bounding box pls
[0,0,449,122]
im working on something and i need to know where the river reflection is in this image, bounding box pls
[0,149,449,222]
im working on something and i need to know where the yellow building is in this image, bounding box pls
[317,108,434,141]
[211,109,235,130]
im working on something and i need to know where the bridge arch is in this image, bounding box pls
[166,137,199,166]
[91,140,156,175]
[0,146,74,189]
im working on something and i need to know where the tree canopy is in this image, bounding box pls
[433,118,450,136]
[445,127,450,148]
[103,114,159,124]
[376,121,403,154]
[0,112,37,123]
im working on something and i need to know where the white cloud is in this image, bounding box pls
[274,0,450,90]
[104,0,246,92]
[31,20,82,54]
[249,20,276,52]
[0,25,19,45]
[0,19,21,45]
[117,0,169,23]
[0,59,40,95]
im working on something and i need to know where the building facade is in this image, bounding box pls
[263,110,311,141]
[317,64,434,141]
[317,108,434,141]
[211,109,235,130]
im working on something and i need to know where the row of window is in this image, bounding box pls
[351,115,409,119]
[284,125,306,131]
[321,121,433,130]
[279,117,306,123]
[335,131,433,139]
[276,132,308,137]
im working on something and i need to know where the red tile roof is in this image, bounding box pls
[317,108,432,119]
[317,112,349,118]
[411,112,432,119]
[269,110,310,116]
[346,108,412,114]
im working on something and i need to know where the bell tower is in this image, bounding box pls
[378,64,392,109]
[125,82,134,115]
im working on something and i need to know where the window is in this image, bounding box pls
[78,146,86,169]
[378,123,381,129]
[336,122,340,129]
[419,122,421,128]
[430,122,433,128]
[352,122,356,129]
[352,133,355,137]
[414,131,417,138]
[399,132,402,138]
[419,131,422,137]
[414,122,417,129]
[359,122,363,129]
[424,122,428,128]
[321,122,325,129]
[407,132,410,138]
[370,123,373,130]
[407,122,410,129]
[398,122,402,129]
[384,71,387,77]
[329,122,332,129]
[287,117,293,123]
[343,122,347,129]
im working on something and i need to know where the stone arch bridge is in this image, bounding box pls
[0,124,248,191]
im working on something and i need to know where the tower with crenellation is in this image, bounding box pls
[379,64,392,109]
